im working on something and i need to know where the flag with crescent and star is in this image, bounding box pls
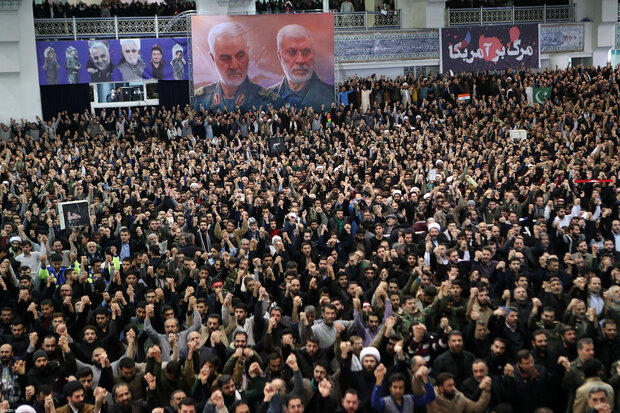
[532,87,551,104]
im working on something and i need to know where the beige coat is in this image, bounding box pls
[573,377,615,413]
[427,388,490,413]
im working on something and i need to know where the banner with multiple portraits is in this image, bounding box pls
[190,14,335,111]
[441,24,540,73]
[35,20,546,95]
[36,38,188,85]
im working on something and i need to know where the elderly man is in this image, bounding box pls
[87,42,116,82]
[270,24,333,110]
[194,22,275,112]
[117,39,146,81]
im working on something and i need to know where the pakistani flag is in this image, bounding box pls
[533,87,551,104]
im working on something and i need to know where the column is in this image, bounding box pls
[195,0,256,15]
[549,54,570,69]
[574,0,616,67]
[397,0,446,29]
[0,0,42,121]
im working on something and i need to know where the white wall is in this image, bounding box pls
[0,2,42,123]
[337,65,404,81]
[335,59,440,83]
[195,0,256,15]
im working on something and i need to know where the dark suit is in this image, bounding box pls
[107,397,157,413]
[111,239,146,260]
[460,375,510,410]
[433,349,475,386]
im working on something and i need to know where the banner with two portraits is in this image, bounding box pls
[190,14,335,112]
[36,38,188,85]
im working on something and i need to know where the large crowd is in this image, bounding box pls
[31,0,573,19]
[0,64,619,413]
[32,0,352,19]
[32,0,197,19]
[31,0,576,20]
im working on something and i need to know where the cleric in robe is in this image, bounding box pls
[194,22,277,112]
[270,24,333,110]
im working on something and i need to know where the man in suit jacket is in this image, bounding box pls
[573,359,615,413]
[56,381,107,413]
[112,227,146,261]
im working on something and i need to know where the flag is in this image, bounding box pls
[532,87,551,104]
[457,94,471,102]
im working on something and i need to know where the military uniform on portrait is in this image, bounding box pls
[194,77,279,112]
[269,72,333,110]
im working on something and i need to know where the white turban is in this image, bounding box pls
[428,223,441,232]
[360,347,381,363]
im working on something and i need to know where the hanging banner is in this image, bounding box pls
[191,14,335,111]
[36,37,188,85]
[441,24,539,73]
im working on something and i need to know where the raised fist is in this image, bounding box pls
[146,304,155,317]
[286,353,298,371]
[263,383,276,402]
[479,376,492,391]
[318,379,332,397]
[249,362,263,378]
[374,363,387,382]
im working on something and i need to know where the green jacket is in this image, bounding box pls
[146,357,194,406]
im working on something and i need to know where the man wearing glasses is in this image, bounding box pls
[117,39,146,81]
[270,24,333,110]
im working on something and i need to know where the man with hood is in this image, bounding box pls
[25,344,77,395]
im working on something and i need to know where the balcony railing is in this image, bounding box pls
[334,10,400,30]
[448,5,575,26]
[0,0,21,10]
[34,10,399,40]
[34,14,190,40]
